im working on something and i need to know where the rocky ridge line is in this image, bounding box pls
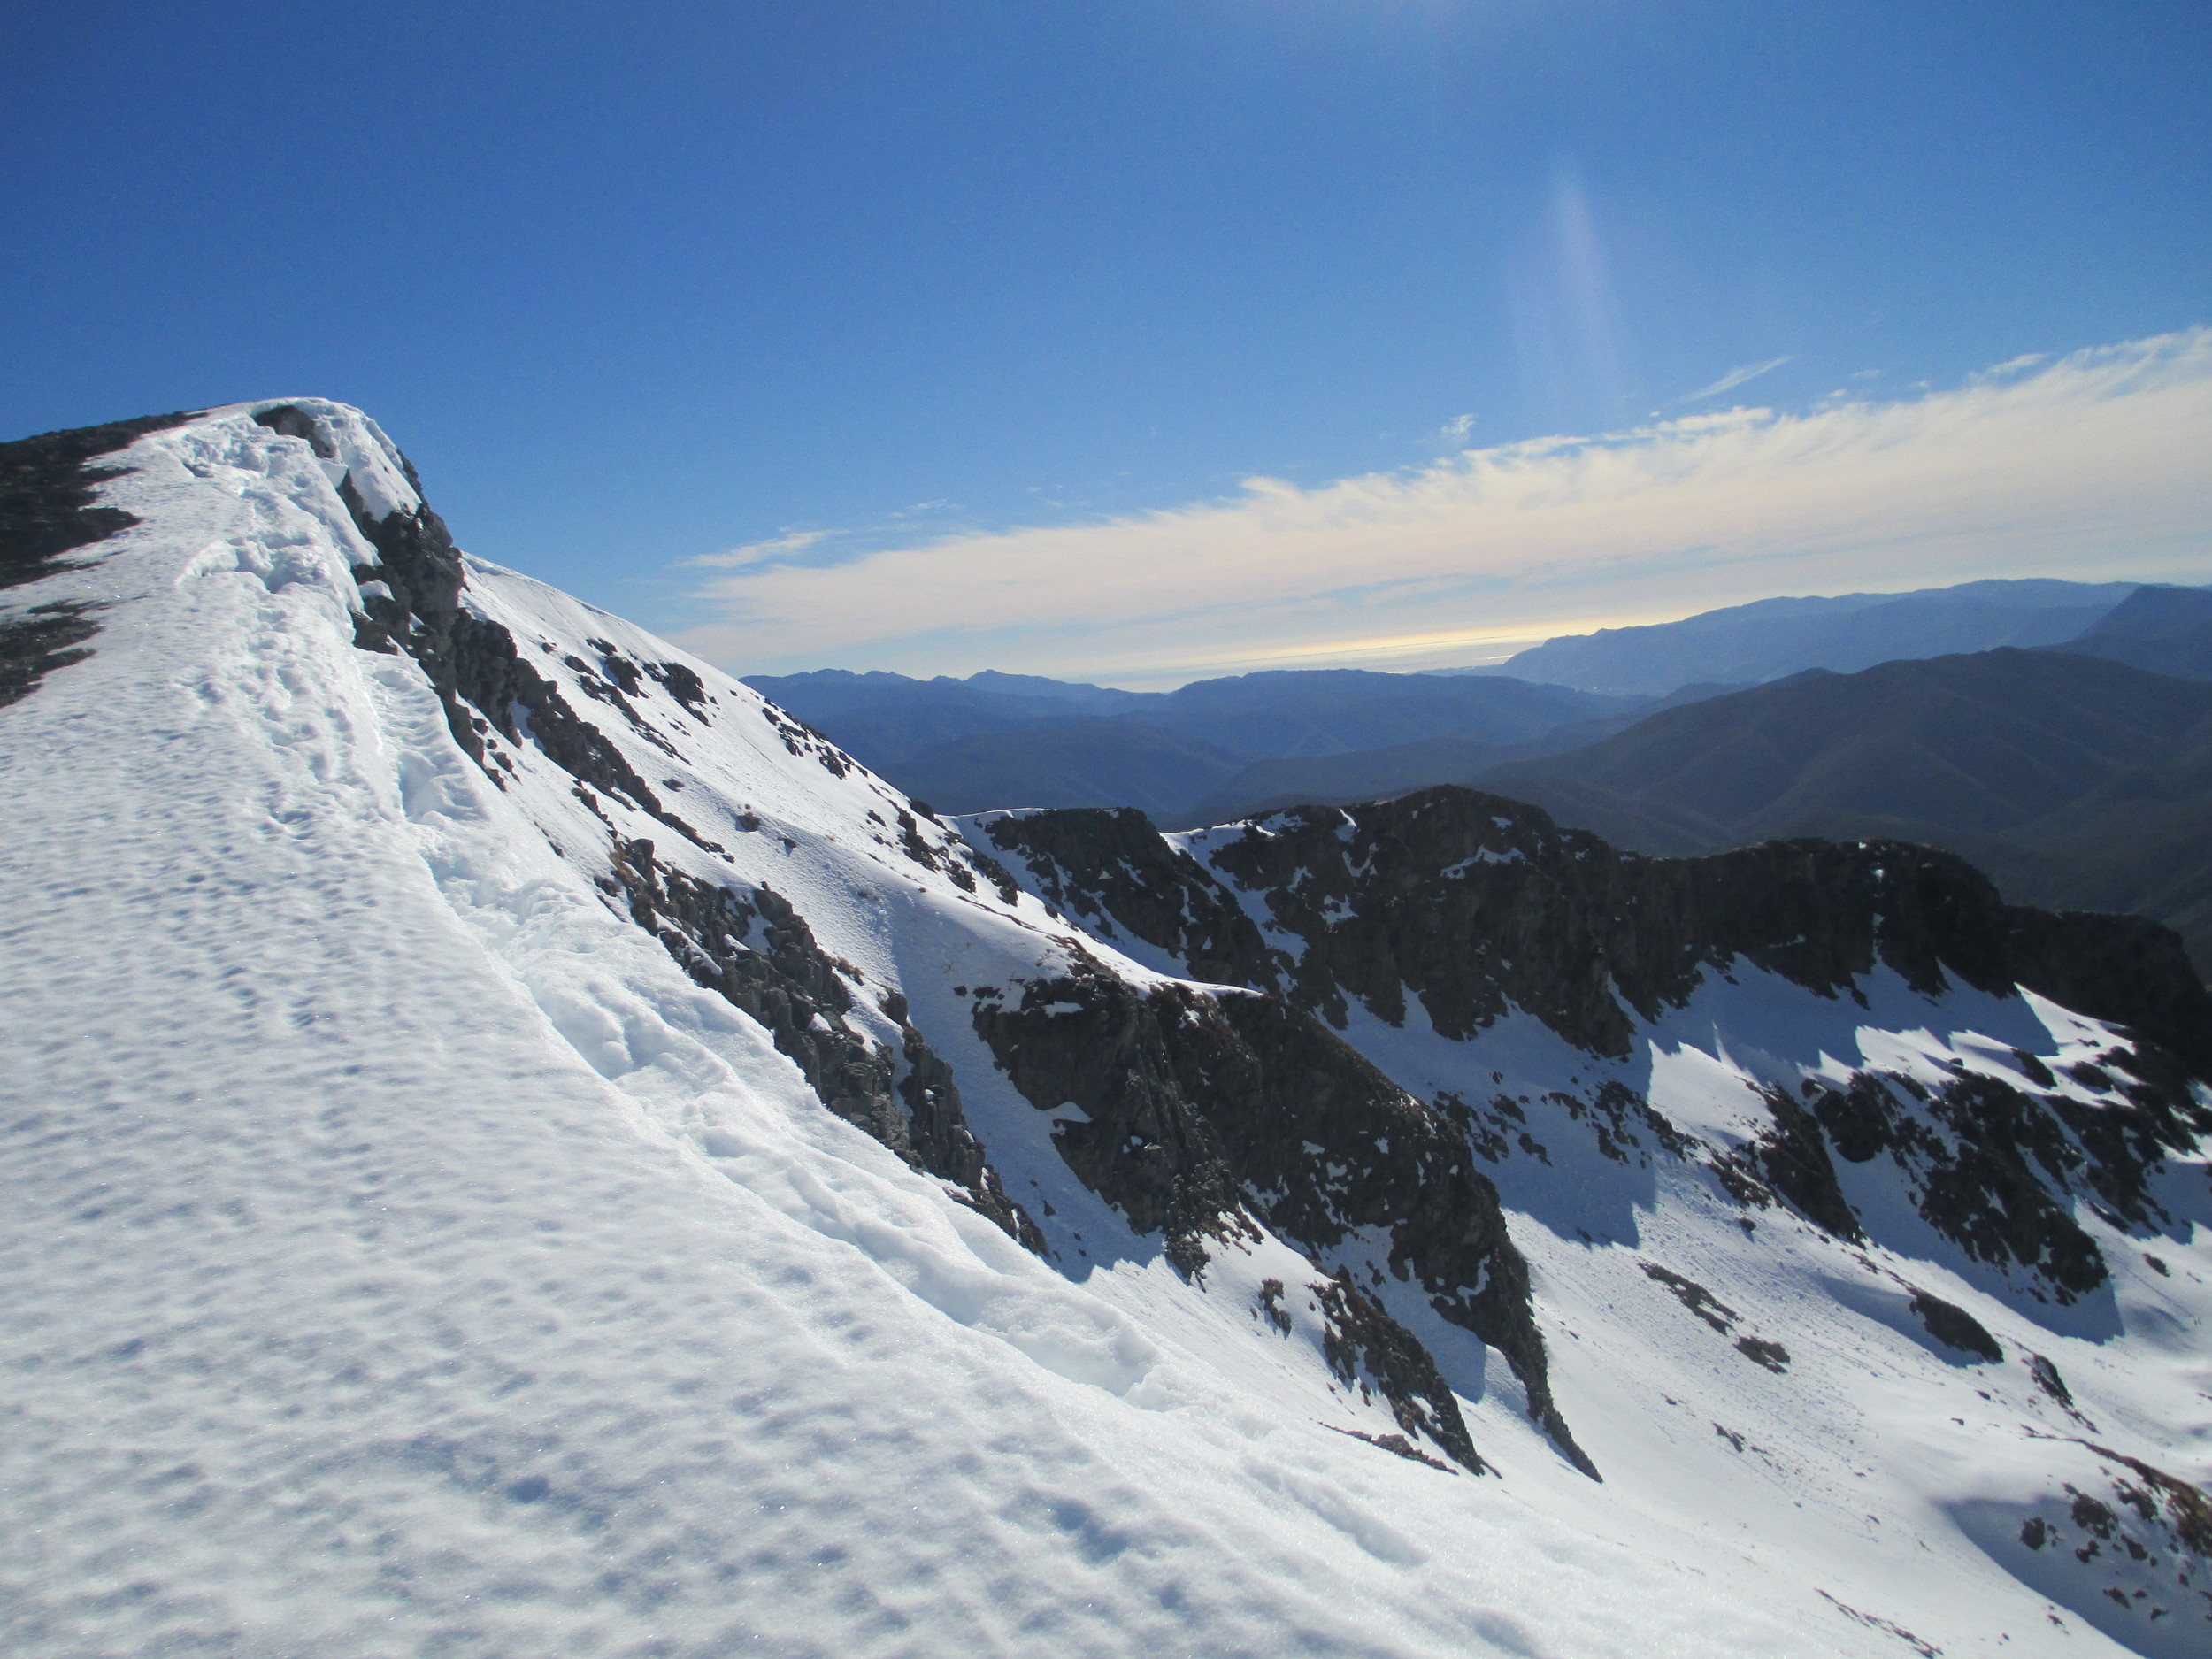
[972,790,2212,1299]
[288,393,1582,1473]
[256,403,1045,1248]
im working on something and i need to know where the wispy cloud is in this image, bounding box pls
[674,331,2212,688]
[679,528,831,569]
[1677,355,1793,404]
[1509,165,1632,429]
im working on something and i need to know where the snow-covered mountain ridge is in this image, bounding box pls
[2,399,2208,1658]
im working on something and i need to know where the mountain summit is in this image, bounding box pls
[4,401,2209,1658]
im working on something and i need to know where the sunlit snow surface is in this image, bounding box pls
[2,404,2207,1657]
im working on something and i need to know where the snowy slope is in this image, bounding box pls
[1,400,2207,1658]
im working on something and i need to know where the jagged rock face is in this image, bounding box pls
[1308,1268,1488,1474]
[971,966,1244,1270]
[983,790,2212,1065]
[1720,1037,2212,1301]
[979,805,1283,989]
[972,788,2212,1301]
[1804,1067,2136,1295]
[1740,1084,1865,1243]
[971,964,1594,1475]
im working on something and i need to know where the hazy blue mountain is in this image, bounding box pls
[741,668,1160,768]
[1472,649,2212,972]
[1141,670,1636,758]
[961,668,1153,709]
[1171,680,1741,829]
[894,719,1247,818]
[749,665,1636,819]
[1461,578,2146,695]
[743,588,2212,946]
[2044,582,2212,680]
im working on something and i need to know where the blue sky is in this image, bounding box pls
[5,2,2207,686]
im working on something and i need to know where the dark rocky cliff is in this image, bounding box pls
[981,790,2212,1071]
[972,789,2212,1301]
[969,959,1593,1475]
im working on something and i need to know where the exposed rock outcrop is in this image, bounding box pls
[0,411,197,705]
[1310,1268,1489,1474]
[979,806,1284,987]
[972,789,2212,1299]
[979,789,2212,1071]
[1808,1068,2112,1294]
[972,964,1595,1475]
[2004,1440,2212,1646]
[1,411,199,589]
[1909,1291,2003,1362]
[0,602,104,710]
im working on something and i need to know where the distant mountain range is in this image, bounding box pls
[1454,577,2145,695]
[2047,580,2212,680]
[746,580,2206,826]
[1479,648,2212,972]
[1176,680,1738,827]
[749,578,2212,973]
[744,665,1641,820]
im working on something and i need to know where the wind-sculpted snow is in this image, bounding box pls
[2,402,2208,1657]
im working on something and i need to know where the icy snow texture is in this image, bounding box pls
[0,404,2205,1657]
